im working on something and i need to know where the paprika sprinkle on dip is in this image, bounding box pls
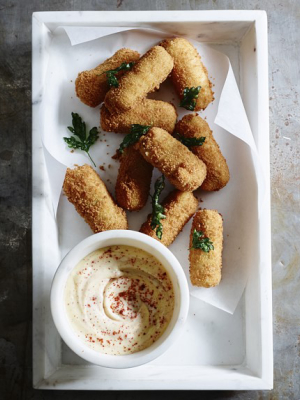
[64,245,175,355]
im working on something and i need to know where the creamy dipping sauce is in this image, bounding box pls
[64,245,175,355]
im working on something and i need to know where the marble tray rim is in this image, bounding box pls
[32,10,273,390]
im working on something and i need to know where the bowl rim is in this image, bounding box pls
[50,230,189,369]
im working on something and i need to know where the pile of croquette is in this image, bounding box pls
[64,38,230,288]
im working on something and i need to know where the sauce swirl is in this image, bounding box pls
[64,245,174,355]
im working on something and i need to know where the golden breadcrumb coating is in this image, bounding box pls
[104,46,174,113]
[100,99,177,134]
[115,146,153,211]
[189,210,223,287]
[75,48,140,108]
[63,164,128,232]
[175,114,230,191]
[138,127,207,192]
[160,38,214,111]
[140,190,198,247]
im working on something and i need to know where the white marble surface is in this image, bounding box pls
[31,10,271,390]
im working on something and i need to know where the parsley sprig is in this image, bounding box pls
[190,229,214,252]
[103,62,135,88]
[118,124,151,154]
[180,86,201,111]
[63,112,99,167]
[150,175,166,240]
[174,133,206,148]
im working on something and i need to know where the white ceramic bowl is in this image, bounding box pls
[50,230,189,369]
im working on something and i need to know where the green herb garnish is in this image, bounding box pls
[63,112,99,167]
[190,229,214,252]
[150,175,166,240]
[118,124,151,154]
[180,86,201,111]
[103,62,135,88]
[174,134,206,148]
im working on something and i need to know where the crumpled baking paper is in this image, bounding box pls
[41,26,264,314]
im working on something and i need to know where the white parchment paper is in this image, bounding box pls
[42,27,262,314]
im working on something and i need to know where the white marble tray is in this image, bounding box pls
[32,10,272,390]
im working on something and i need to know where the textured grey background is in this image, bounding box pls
[0,0,299,399]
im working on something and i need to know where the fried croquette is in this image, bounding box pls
[140,190,198,246]
[160,38,214,111]
[189,210,223,287]
[104,46,174,114]
[63,164,128,232]
[100,99,177,134]
[75,48,140,108]
[175,114,230,191]
[115,146,153,211]
[138,127,207,192]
